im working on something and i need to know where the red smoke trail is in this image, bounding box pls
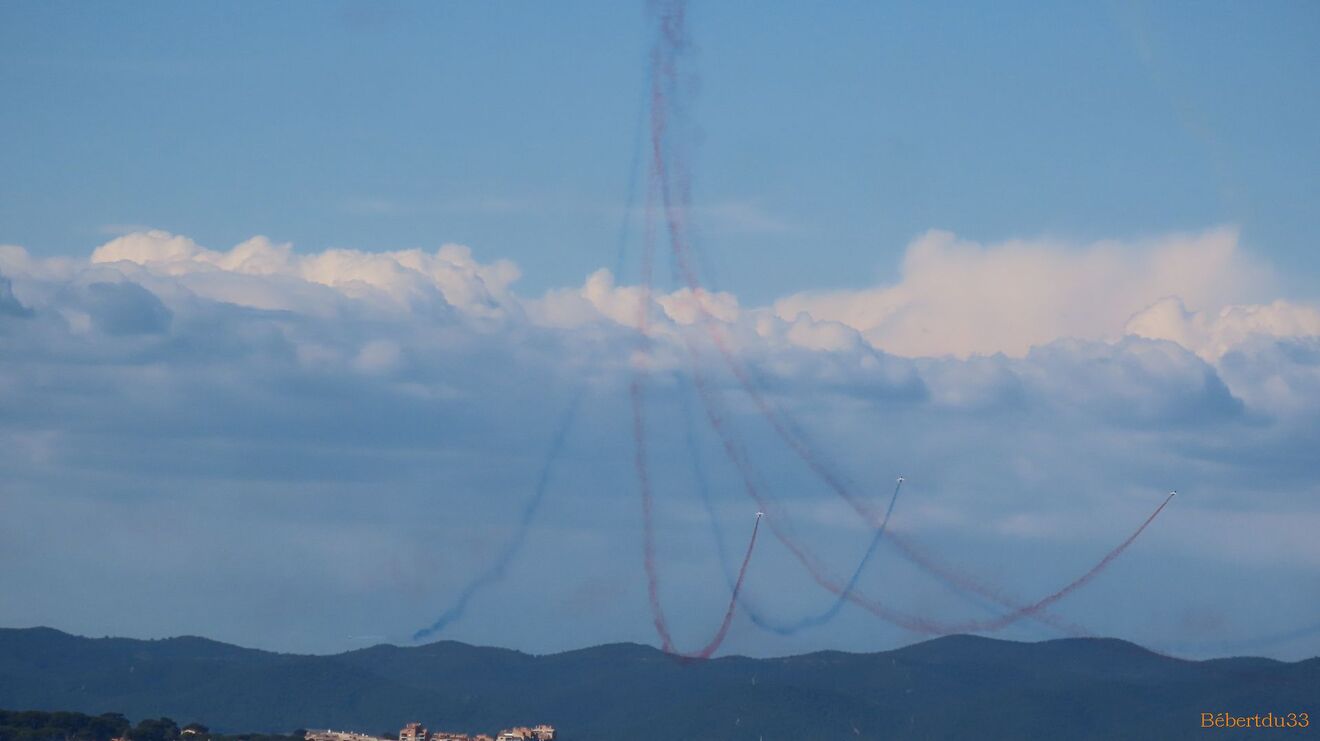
[844,491,1176,634]
[631,86,675,652]
[956,490,1176,631]
[682,514,762,660]
[629,0,767,658]
[631,376,675,651]
[644,2,884,530]
[630,342,765,656]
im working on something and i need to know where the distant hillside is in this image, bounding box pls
[1,627,1315,740]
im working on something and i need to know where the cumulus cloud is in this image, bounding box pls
[1,228,1318,658]
[1127,296,1320,361]
[773,227,1275,358]
[89,229,522,318]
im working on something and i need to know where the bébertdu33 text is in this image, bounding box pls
[1201,712,1308,729]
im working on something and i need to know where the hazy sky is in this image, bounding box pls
[1,1,1318,659]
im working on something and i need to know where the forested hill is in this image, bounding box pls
[1,627,1315,741]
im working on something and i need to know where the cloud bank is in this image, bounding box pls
[1,227,1317,658]
[773,227,1288,358]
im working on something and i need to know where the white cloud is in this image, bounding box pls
[87,229,522,318]
[2,227,1319,657]
[536,269,650,329]
[773,226,1274,358]
[1126,297,1320,361]
[8,227,1318,424]
[92,229,206,266]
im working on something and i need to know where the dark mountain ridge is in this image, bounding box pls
[1,627,1314,741]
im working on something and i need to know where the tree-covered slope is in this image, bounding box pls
[1,628,1314,740]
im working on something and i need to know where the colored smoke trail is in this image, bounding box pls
[950,490,1178,631]
[413,391,584,642]
[412,79,649,643]
[868,491,1175,635]
[628,0,770,657]
[677,372,740,594]
[681,373,914,637]
[631,375,677,650]
[684,513,763,659]
[632,360,762,656]
[758,478,905,635]
[632,71,674,648]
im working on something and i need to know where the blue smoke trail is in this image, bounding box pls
[412,83,649,642]
[413,391,584,641]
[677,370,739,594]
[747,478,904,636]
[772,477,904,632]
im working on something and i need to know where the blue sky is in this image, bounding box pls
[1,1,1319,660]
[3,1,1318,301]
